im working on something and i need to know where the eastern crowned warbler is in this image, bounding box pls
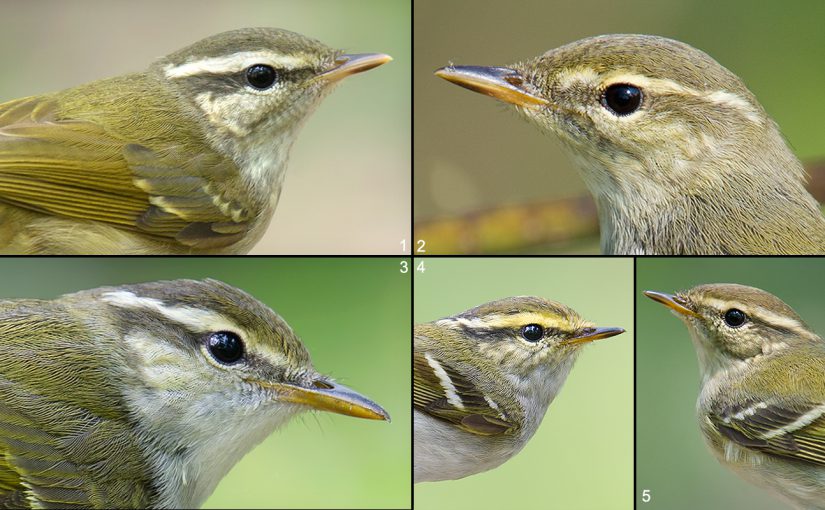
[435,34,825,255]
[646,284,825,509]
[0,28,390,254]
[414,296,623,482]
[0,279,389,509]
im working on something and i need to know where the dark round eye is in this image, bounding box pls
[601,84,642,115]
[246,64,277,89]
[521,324,544,342]
[206,331,244,363]
[723,309,747,328]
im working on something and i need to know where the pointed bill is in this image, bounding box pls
[644,290,700,318]
[318,53,392,82]
[256,378,390,421]
[564,326,625,346]
[435,65,549,106]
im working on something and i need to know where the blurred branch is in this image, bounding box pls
[415,158,825,254]
[415,196,598,254]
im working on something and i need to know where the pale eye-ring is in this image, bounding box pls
[601,84,642,116]
[521,324,544,342]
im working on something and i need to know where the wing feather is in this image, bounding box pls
[0,96,254,249]
[711,400,825,466]
[414,350,516,436]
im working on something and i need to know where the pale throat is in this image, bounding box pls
[128,380,303,509]
[507,353,578,439]
[236,128,297,202]
[206,91,328,207]
[581,156,675,254]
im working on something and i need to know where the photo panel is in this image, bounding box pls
[0,257,411,509]
[413,0,825,256]
[414,257,633,509]
[0,0,411,255]
[636,257,825,509]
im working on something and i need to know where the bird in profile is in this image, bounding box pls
[436,34,825,254]
[0,279,389,508]
[0,28,390,254]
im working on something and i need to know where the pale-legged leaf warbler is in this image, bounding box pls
[414,296,623,482]
[646,284,825,509]
[435,34,825,255]
[0,279,389,509]
[0,28,391,254]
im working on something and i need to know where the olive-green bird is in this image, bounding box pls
[0,279,389,508]
[414,296,623,482]
[436,34,825,254]
[646,284,825,508]
[0,28,390,254]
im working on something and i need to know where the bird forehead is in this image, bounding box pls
[466,296,576,316]
[536,34,747,94]
[162,27,334,64]
[689,284,791,311]
[540,34,707,72]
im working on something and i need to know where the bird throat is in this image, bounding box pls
[578,151,825,255]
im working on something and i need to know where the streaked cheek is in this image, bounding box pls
[194,89,288,137]
[126,331,198,390]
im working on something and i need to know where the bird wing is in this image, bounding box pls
[708,399,825,466]
[413,350,515,436]
[0,96,254,249]
[0,309,153,509]
[0,381,154,508]
[0,453,27,508]
[707,348,825,466]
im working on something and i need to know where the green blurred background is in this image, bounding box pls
[0,257,410,509]
[637,258,825,509]
[414,257,633,509]
[413,0,825,254]
[0,0,410,255]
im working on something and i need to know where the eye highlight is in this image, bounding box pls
[601,84,642,116]
[245,64,278,89]
[521,324,544,342]
[206,331,244,364]
[723,309,747,328]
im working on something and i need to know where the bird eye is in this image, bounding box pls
[206,331,244,363]
[601,84,642,116]
[723,309,747,328]
[246,64,278,89]
[521,324,544,342]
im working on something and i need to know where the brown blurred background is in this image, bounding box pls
[0,0,411,255]
[414,0,825,254]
